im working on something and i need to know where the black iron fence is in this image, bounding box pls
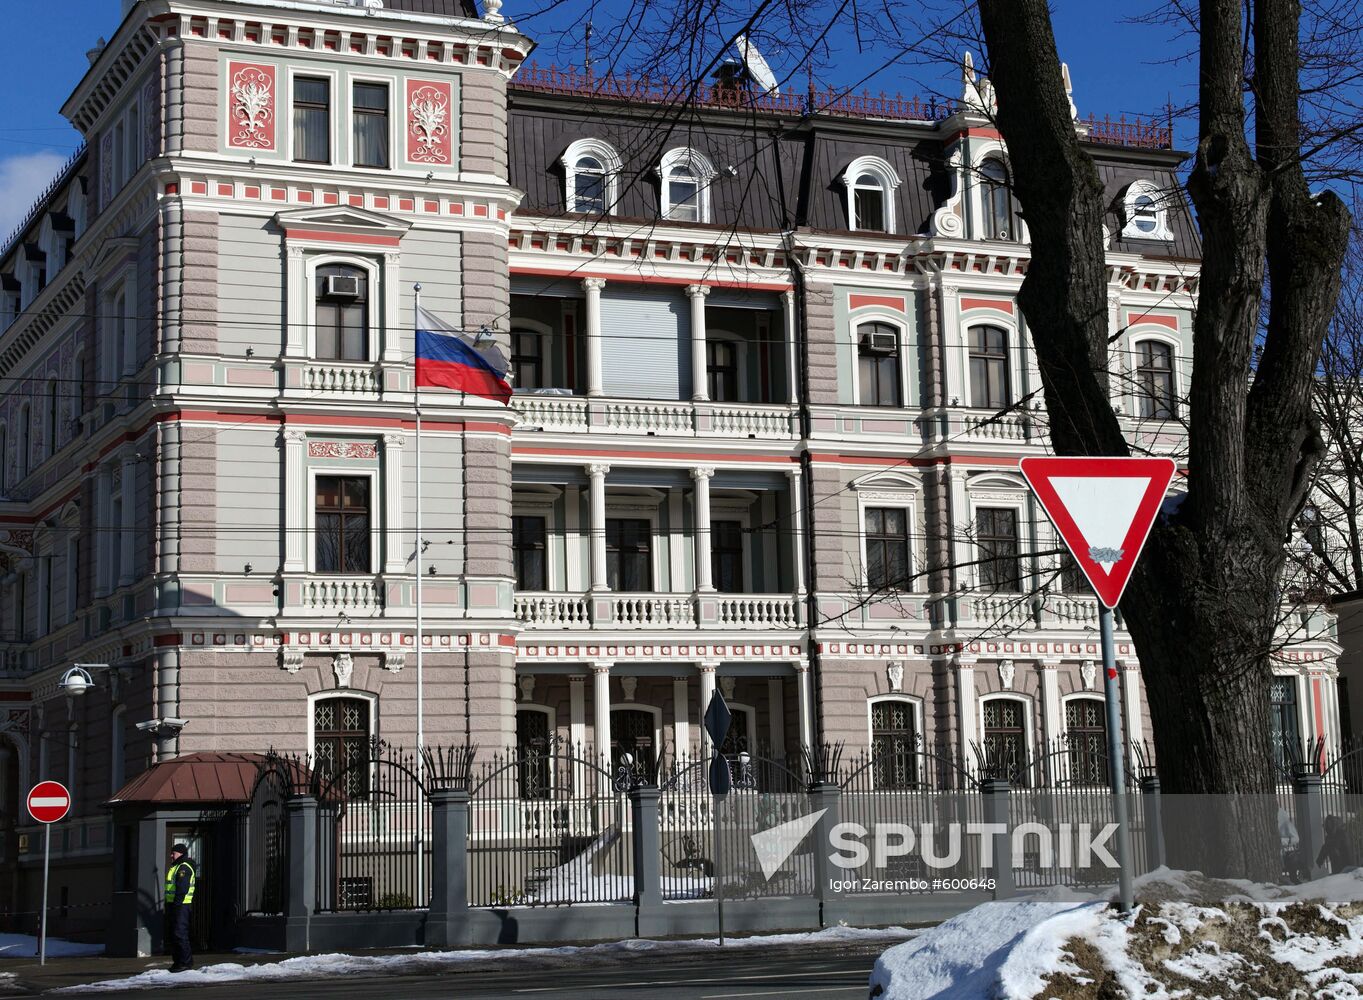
[236,756,292,916]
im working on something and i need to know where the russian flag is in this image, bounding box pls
[415,306,512,405]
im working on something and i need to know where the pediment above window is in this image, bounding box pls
[274,206,412,247]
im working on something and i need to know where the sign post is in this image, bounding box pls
[26,780,72,965]
[704,690,733,944]
[1020,456,1176,914]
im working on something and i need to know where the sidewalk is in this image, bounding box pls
[0,926,920,994]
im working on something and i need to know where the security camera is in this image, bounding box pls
[135,720,159,733]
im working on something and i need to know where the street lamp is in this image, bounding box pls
[59,664,107,697]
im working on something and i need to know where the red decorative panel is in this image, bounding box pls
[406,79,452,165]
[226,61,276,150]
[960,296,1014,314]
[848,293,906,312]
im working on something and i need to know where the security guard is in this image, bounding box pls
[164,843,197,972]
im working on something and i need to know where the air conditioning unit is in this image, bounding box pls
[861,330,897,354]
[325,274,362,299]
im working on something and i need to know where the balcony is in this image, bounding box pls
[290,575,386,616]
[298,360,381,396]
[514,395,798,440]
[513,591,802,630]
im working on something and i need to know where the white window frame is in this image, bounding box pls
[307,689,379,762]
[1129,331,1183,420]
[563,138,622,215]
[978,692,1036,757]
[968,144,1030,243]
[850,312,910,408]
[961,314,1025,411]
[855,482,920,593]
[346,71,398,171]
[965,475,1030,593]
[511,488,561,591]
[710,493,755,594]
[660,147,716,224]
[287,67,339,166]
[603,497,663,593]
[305,254,381,363]
[610,702,664,758]
[842,155,901,233]
[1120,179,1173,241]
[307,464,383,576]
[508,317,552,393]
[867,694,924,787]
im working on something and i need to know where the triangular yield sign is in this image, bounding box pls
[1019,457,1177,609]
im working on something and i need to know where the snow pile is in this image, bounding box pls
[58,924,916,993]
[871,869,1363,999]
[0,934,104,958]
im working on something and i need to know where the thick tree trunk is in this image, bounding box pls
[977,0,1350,879]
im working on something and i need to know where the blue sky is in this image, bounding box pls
[0,1,1196,236]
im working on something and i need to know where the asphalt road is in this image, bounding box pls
[70,946,883,999]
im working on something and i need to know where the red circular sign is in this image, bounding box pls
[27,781,71,824]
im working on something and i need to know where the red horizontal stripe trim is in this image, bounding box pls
[513,446,796,462]
[510,266,792,292]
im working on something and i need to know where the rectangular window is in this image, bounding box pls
[315,476,371,574]
[968,326,1010,409]
[1270,676,1300,774]
[857,323,902,407]
[352,82,389,169]
[871,701,918,788]
[854,187,886,232]
[982,698,1028,785]
[315,266,368,361]
[976,506,1021,593]
[511,332,543,391]
[711,520,744,593]
[865,507,910,592]
[1064,699,1109,785]
[1136,341,1176,419]
[512,515,547,591]
[605,518,652,592]
[313,697,370,798]
[706,340,739,402]
[293,76,331,164]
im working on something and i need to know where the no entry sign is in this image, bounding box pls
[27,781,71,824]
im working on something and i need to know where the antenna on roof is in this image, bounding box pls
[584,21,594,73]
[735,33,779,96]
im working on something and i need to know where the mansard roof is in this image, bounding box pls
[382,0,480,17]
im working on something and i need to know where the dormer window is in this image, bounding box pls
[842,156,901,233]
[978,158,1018,241]
[1120,179,1173,241]
[563,139,621,215]
[660,148,715,223]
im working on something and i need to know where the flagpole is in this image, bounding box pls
[413,284,424,785]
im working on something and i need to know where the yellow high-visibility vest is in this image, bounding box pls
[164,861,196,905]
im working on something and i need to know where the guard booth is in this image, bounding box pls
[106,751,281,957]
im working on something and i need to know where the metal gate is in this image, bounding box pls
[467,747,631,907]
[238,757,291,916]
[315,740,431,912]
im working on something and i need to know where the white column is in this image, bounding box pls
[587,463,610,591]
[954,655,978,759]
[673,676,691,760]
[687,284,711,401]
[118,453,137,587]
[382,433,406,574]
[283,428,308,572]
[1121,658,1144,754]
[786,467,806,595]
[783,289,798,405]
[569,673,586,791]
[1039,660,1062,746]
[794,662,813,752]
[285,247,308,357]
[699,661,718,750]
[938,281,965,407]
[382,251,402,363]
[592,662,613,779]
[582,278,605,397]
[768,678,787,758]
[691,467,714,593]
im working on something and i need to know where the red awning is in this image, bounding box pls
[107,751,274,806]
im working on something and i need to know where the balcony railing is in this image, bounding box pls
[300,361,380,395]
[299,576,385,615]
[514,396,797,440]
[514,591,801,629]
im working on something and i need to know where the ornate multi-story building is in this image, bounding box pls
[0,0,1342,932]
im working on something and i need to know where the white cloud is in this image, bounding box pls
[0,150,71,245]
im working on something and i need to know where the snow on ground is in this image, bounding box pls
[57,924,917,993]
[0,933,104,959]
[870,868,1363,999]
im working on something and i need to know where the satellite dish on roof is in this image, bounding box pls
[735,33,780,95]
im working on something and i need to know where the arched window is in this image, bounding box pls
[1121,180,1173,241]
[982,697,1028,784]
[563,139,621,215]
[843,156,900,233]
[856,321,902,407]
[978,159,1018,241]
[1135,340,1176,419]
[515,707,552,799]
[660,148,715,223]
[314,696,371,797]
[967,325,1010,409]
[315,264,369,361]
[870,698,918,788]
[1064,698,1108,785]
[610,707,656,773]
[44,379,57,458]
